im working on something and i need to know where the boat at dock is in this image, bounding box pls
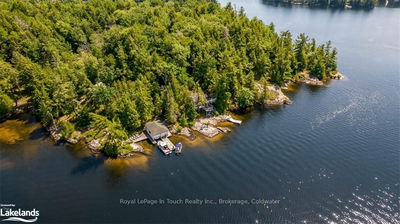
[140,121,184,156]
[175,142,182,154]
[157,138,175,155]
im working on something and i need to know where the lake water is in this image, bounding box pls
[1,1,399,223]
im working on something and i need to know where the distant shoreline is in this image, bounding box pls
[260,0,399,9]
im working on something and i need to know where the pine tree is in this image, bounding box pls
[214,77,231,114]
[164,87,179,124]
[86,113,129,155]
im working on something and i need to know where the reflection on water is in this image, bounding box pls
[105,156,150,173]
[68,141,155,178]
[0,157,14,170]
[317,186,399,223]
[0,119,41,144]
[71,156,105,175]
[1,3,399,223]
[0,110,252,174]
[65,141,94,158]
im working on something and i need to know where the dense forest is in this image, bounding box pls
[0,0,338,155]
[263,0,400,9]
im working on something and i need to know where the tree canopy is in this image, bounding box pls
[0,0,338,154]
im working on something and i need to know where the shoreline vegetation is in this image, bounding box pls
[262,0,400,9]
[0,0,343,157]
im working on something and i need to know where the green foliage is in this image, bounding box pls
[0,0,338,145]
[214,77,231,114]
[330,0,347,8]
[60,121,75,140]
[75,109,92,129]
[0,61,21,105]
[0,90,14,117]
[268,90,278,100]
[236,87,255,109]
[88,83,114,112]
[52,82,77,117]
[31,84,54,125]
[118,100,141,133]
[256,77,269,105]
[164,87,179,124]
[86,113,129,156]
[294,33,309,73]
[349,0,376,9]
[294,34,338,80]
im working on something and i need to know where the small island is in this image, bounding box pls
[0,0,343,157]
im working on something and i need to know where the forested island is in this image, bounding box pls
[0,0,341,156]
[262,0,399,9]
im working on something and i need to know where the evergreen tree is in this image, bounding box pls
[86,113,129,156]
[236,87,255,109]
[257,77,270,105]
[214,77,231,114]
[164,87,179,124]
[0,0,339,139]
[294,34,310,72]
[0,90,14,117]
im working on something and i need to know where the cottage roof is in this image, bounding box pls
[145,122,169,137]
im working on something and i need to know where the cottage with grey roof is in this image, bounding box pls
[144,121,171,143]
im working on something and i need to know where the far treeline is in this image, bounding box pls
[263,0,400,9]
[0,0,338,154]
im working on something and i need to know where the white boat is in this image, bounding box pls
[157,140,173,155]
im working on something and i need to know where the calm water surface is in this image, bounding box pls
[1,2,399,223]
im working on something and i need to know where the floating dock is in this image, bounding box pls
[227,115,242,125]
[157,138,175,155]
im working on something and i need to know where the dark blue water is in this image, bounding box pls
[1,2,399,223]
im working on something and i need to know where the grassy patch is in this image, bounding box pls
[268,90,279,100]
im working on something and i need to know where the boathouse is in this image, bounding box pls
[144,121,171,143]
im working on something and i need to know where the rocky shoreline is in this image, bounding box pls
[168,72,345,141]
[266,85,293,106]
[44,72,344,158]
[169,115,234,139]
[330,72,345,80]
[294,71,344,86]
[191,115,232,138]
[295,72,324,86]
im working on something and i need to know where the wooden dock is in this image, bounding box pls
[128,125,183,156]
[157,138,175,155]
[129,132,148,143]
